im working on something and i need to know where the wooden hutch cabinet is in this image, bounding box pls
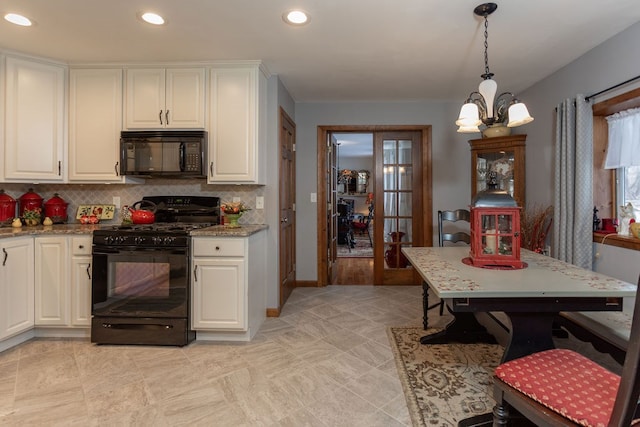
[469,134,526,207]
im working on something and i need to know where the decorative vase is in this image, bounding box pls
[482,124,511,138]
[225,213,242,228]
[384,231,409,268]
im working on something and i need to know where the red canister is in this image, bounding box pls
[44,193,68,224]
[0,190,17,222]
[18,188,43,217]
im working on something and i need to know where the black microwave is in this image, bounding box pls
[120,131,207,178]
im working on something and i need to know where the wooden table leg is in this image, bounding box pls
[501,312,556,363]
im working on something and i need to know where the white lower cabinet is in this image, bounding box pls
[35,236,68,325]
[0,237,34,340]
[191,232,266,341]
[35,235,91,328]
[69,236,92,326]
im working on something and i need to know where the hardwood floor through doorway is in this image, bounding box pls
[336,257,373,285]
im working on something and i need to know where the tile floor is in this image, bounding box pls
[0,285,426,426]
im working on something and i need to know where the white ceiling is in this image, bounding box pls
[1,1,639,103]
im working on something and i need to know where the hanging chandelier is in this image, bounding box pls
[456,3,533,134]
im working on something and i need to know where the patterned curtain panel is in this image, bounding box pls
[553,95,593,269]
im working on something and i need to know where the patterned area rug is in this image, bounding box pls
[337,234,373,257]
[388,327,503,426]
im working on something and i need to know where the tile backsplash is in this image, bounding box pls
[0,180,265,225]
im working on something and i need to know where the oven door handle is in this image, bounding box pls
[92,248,188,255]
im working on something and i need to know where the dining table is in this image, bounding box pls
[402,246,636,363]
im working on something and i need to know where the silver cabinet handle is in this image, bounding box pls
[165,110,169,124]
[58,161,62,175]
[193,265,198,282]
[210,162,214,176]
[115,161,119,176]
[2,248,7,266]
[86,264,91,280]
[159,110,163,125]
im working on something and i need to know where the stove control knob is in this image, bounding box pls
[133,236,144,245]
[105,236,114,244]
[163,237,175,245]
[151,236,162,245]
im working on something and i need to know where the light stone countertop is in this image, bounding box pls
[189,224,267,237]
[0,223,268,239]
[0,223,102,238]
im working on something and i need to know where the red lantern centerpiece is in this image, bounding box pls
[469,171,524,269]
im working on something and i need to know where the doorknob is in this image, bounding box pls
[281,217,288,223]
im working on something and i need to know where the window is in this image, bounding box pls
[617,166,640,219]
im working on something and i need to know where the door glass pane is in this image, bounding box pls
[398,140,412,164]
[383,140,396,164]
[399,218,412,242]
[398,193,412,216]
[383,191,397,216]
[399,166,412,190]
[384,166,396,190]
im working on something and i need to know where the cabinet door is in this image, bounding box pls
[4,57,65,181]
[125,68,165,128]
[192,258,246,330]
[469,135,526,207]
[208,66,260,182]
[165,68,205,129]
[69,69,124,182]
[0,238,34,339]
[70,256,91,326]
[35,236,68,325]
[70,236,92,326]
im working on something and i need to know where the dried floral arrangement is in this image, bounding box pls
[520,205,553,253]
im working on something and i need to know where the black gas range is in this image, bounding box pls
[91,195,219,347]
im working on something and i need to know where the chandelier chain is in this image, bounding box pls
[483,15,490,77]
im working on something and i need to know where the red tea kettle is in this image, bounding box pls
[129,200,157,224]
[44,193,69,224]
[0,190,17,222]
[18,188,43,217]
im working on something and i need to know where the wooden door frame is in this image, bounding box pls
[317,125,433,286]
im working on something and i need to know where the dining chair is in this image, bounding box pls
[352,203,374,246]
[493,274,640,426]
[423,209,471,329]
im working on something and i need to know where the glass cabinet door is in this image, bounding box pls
[469,135,526,207]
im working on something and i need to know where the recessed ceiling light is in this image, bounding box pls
[4,13,32,27]
[141,12,165,25]
[283,10,309,25]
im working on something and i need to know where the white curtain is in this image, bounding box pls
[553,95,593,269]
[604,107,640,169]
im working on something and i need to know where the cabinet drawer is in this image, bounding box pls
[193,238,245,257]
[71,237,92,255]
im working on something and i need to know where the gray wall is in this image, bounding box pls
[294,101,468,281]
[291,21,640,284]
[519,21,640,284]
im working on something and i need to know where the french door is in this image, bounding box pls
[317,125,432,286]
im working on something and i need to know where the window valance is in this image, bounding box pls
[605,107,640,169]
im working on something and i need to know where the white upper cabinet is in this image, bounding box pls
[68,68,124,182]
[208,64,266,184]
[4,56,66,182]
[125,68,205,129]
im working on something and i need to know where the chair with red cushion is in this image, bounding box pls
[351,203,373,246]
[493,274,640,426]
